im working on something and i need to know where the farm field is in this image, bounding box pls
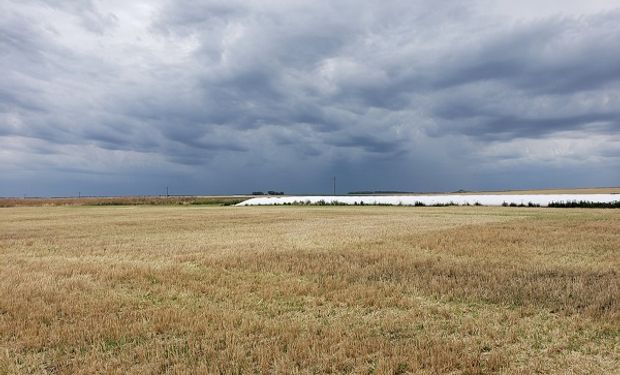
[0,206,619,374]
[0,196,248,208]
[1,187,619,209]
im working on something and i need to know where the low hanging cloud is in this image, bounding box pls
[1,0,619,196]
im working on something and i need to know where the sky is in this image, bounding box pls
[1,0,620,196]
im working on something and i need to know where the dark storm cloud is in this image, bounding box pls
[1,0,619,196]
[436,12,620,94]
[327,134,404,155]
[433,98,620,140]
[464,112,618,140]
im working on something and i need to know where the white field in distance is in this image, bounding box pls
[237,194,620,207]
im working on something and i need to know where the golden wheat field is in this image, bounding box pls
[0,205,618,374]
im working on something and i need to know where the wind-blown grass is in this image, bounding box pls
[0,206,618,374]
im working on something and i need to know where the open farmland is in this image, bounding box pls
[0,206,619,374]
[0,196,248,208]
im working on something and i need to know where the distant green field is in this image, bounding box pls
[0,196,248,208]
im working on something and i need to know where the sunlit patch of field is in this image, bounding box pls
[0,206,618,374]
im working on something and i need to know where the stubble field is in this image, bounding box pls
[0,206,618,374]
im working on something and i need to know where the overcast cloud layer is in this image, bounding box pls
[1,0,619,196]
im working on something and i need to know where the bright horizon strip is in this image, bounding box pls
[237,194,620,206]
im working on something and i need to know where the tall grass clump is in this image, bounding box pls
[548,200,620,208]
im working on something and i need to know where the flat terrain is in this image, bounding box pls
[238,193,620,207]
[349,187,620,195]
[1,187,619,208]
[459,187,620,195]
[0,206,618,374]
[0,196,248,208]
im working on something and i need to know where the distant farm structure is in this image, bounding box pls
[251,191,285,196]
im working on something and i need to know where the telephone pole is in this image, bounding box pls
[333,176,336,196]
[166,186,169,198]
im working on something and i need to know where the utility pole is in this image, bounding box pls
[166,186,169,198]
[333,176,336,196]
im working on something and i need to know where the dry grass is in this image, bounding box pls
[0,196,248,208]
[0,206,618,374]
